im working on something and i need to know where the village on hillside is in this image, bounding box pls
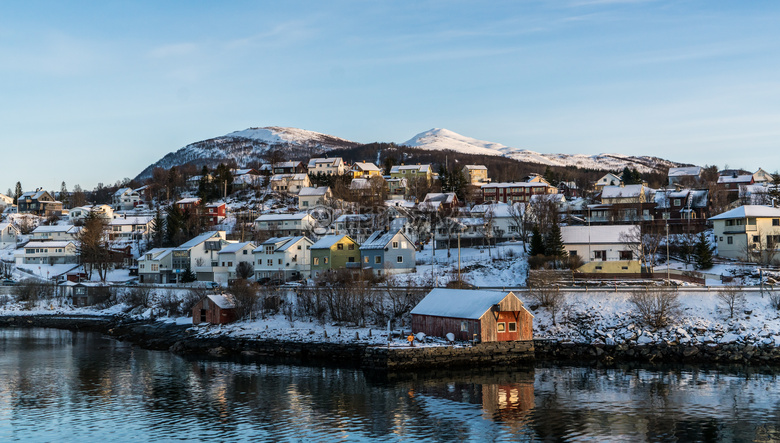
[2,156,780,345]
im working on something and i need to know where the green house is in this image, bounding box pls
[310,234,360,278]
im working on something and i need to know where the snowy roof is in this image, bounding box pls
[277,236,310,252]
[142,248,174,260]
[113,187,134,196]
[360,230,407,250]
[275,161,302,168]
[423,193,456,204]
[601,184,645,199]
[206,293,237,309]
[310,234,353,249]
[20,190,50,200]
[176,197,201,204]
[481,182,551,189]
[178,231,223,249]
[307,157,343,168]
[109,216,153,226]
[25,241,75,248]
[232,168,258,176]
[218,241,255,255]
[390,164,431,173]
[385,199,415,208]
[717,174,753,184]
[668,167,702,177]
[709,205,780,220]
[270,173,308,181]
[334,214,372,223]
[470,202,516,218]
[349,178,370,190]
[351,162,381,172]
[298,186,330,197]
[32,225,79,233]
[654,189,708,209]
[463,164,487,170]
[411,289,521,319]
[0,222,18,232]
[255,212,311,222]
[560,225,637,245]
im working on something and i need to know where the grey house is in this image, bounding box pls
[359,230,416,276]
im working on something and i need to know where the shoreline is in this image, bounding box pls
[2,313,779,369]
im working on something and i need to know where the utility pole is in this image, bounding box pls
[666,222,670,283]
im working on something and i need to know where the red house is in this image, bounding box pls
[175,197,202,212]
[411,289,534,342]
[204,202,226,225]
[192,293,238,325]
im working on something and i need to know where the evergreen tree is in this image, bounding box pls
[530,226,546,257]
[181,264,197,283]
[149,207,166,248]
[213,163,233,198]
[60,182,69,208]
[544,221,567,259]
[165,204,185,246]
[13,182,22,204]
[694,232,714,270]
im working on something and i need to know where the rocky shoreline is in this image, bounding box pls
[4,314,780,368]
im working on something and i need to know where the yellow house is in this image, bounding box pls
[711,205,780,262]
[310,234,360,278]
[462,165,490,184]
[350,162,383,179]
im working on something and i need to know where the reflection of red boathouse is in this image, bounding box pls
[411,289,534,342]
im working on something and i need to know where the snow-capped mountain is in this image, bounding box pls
[402,128,681,173]
[135,126,357,180]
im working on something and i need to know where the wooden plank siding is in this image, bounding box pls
[412,315,481,341]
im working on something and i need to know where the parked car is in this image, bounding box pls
[2,279,16,286]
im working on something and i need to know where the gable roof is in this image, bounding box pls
[717,174,753,184]
[360,230,410,250]
[206,293,237,309]
[710,205,780,220]
[218,241,254,254]
[561,225,637,245]
[178,231,223,249]
[255,212,312,222]
[411,289,524,319]
[298,186,330,197]
[310,234,354,250]
[351,162,381,172]
[601,184,645,199]
[307,157,343,168]
[668,166,702,177]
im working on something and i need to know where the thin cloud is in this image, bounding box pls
[148,43,199,59]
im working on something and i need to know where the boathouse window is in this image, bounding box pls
[497,322,505,332]
[508,322,517,332]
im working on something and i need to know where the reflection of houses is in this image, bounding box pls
[561,225,640,273]
[253,236,313,281]
[480,182,557,204]
[710,205,780,262]
[192,293,237,325]
[359,230,416,276]
[411,289,534,342]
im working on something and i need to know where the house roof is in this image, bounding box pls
[352,162,381,172]
[298,186,330,197]
[481,182,551,189]
[277,236,310,252]
[601,185,645,199]
[710,205,780,220]
[142,248,174,261]
[423,193,457,204]
[654,189,708,209]
[310,234,353,249]
[307,157,343,168]
[668,167,702,177]
[32,225,79,233]
[271,173,308,181]
[390,164,431,173]
[176,197,201,205]
[334,214,372,223]
[218,241,255,254]
[109,216,153,226]
[349,178,371,190]
[717,174,753,184]
[561,225,637,245]
[178,231,223,249]
[25,241,75,248]
[464,164,487,171]
[255,212,311,222]
[207,293,237,309]
[113,187,135,196]
[360,230,408,250]
[275,161,302,168]
[411,289,522,320]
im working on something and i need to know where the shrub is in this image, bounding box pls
[629,286,681,328]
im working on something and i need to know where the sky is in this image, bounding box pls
[2,0,780,192]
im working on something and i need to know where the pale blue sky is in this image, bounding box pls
[3,1,780,191]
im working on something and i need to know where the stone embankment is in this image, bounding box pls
[363,341,534,370]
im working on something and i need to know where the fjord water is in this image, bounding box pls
[1,329,780,442]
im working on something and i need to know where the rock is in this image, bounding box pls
[683,346,699,357]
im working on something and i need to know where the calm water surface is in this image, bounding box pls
[1,328,780,442]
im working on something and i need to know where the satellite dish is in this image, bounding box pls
[446,332,455,342]
[415,332,426,342]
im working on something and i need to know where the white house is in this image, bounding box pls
[15,241,78,265]
[297,186,332,210]
[112,187,141,211]
[253,236,313,282]
[213,241,256,284]
[68,205,114,223]
[108,216,154,241]
[30,225,81,242]
[667,167,702,186]
[254,213,316,237]
[710,205,780,262]
[174,231,230,282]
[0,223,20,249]
[138,248,175,284]
[270,173,311,194]
[560,225,639,272]
[594,173,623,190]
[307,157,347,176]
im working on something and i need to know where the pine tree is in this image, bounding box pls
[60,181,69,208]
[694,232,714,270]
[530,226,545,257]
[13,182,22,204]
[165,204,185,246]
[149,207,166,248]
[544,221,567,259]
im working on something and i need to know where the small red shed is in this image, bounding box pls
[192,293,238,325]
[411,289,534,342]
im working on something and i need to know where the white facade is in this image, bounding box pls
[30,225,81,242]
[213,242,256,284]
[307,157,346,176]
[108,216,154,240]
[15,241,78,265]
[0,223,19,249]
[253,236,313,281]
[254,213,316,237]
[560,225,637,262]
[711,205,780,262]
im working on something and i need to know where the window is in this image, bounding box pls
[243,250,247,255]
[497,322,506,332]
[460,321,468,332]
[348,257,354,263]
[337,243,343,250]
[595,266,603,270]
[401,241,407,248]
[620,251,632,260]
[392,241,399,249]
[228,262,233,267]
[348,244,355,250]
[375,256,382,264]
[727,236,733,245]
[364,256,369,263]
[753,235,760,243]
[719,236,723,241]
[774,219,780,226]
[324,257,329,264]
[278,259,282,264]
[569,251,577,257]
[397,256,403,263]
[267,259,273,266]
[594,250,607,261]
[297,245,302,250]
[673,199,681,206]
[313,257,319,265]
[508,322,517,332]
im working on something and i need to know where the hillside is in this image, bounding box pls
[135,126,358,180]
[403,128,682,174]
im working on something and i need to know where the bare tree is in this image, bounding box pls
[619,224,664,271]
[77,212,112,282]
[507,202,529,252]
[527,194,559,233]
[716,284,745,319]
[230,279,258,320]
[629,286,681,328]
[527,270,567,325]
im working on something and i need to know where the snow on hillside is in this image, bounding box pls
[403,128,682,174]
[226,126,356,148]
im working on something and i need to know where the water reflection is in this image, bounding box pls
[1,329,780,441]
